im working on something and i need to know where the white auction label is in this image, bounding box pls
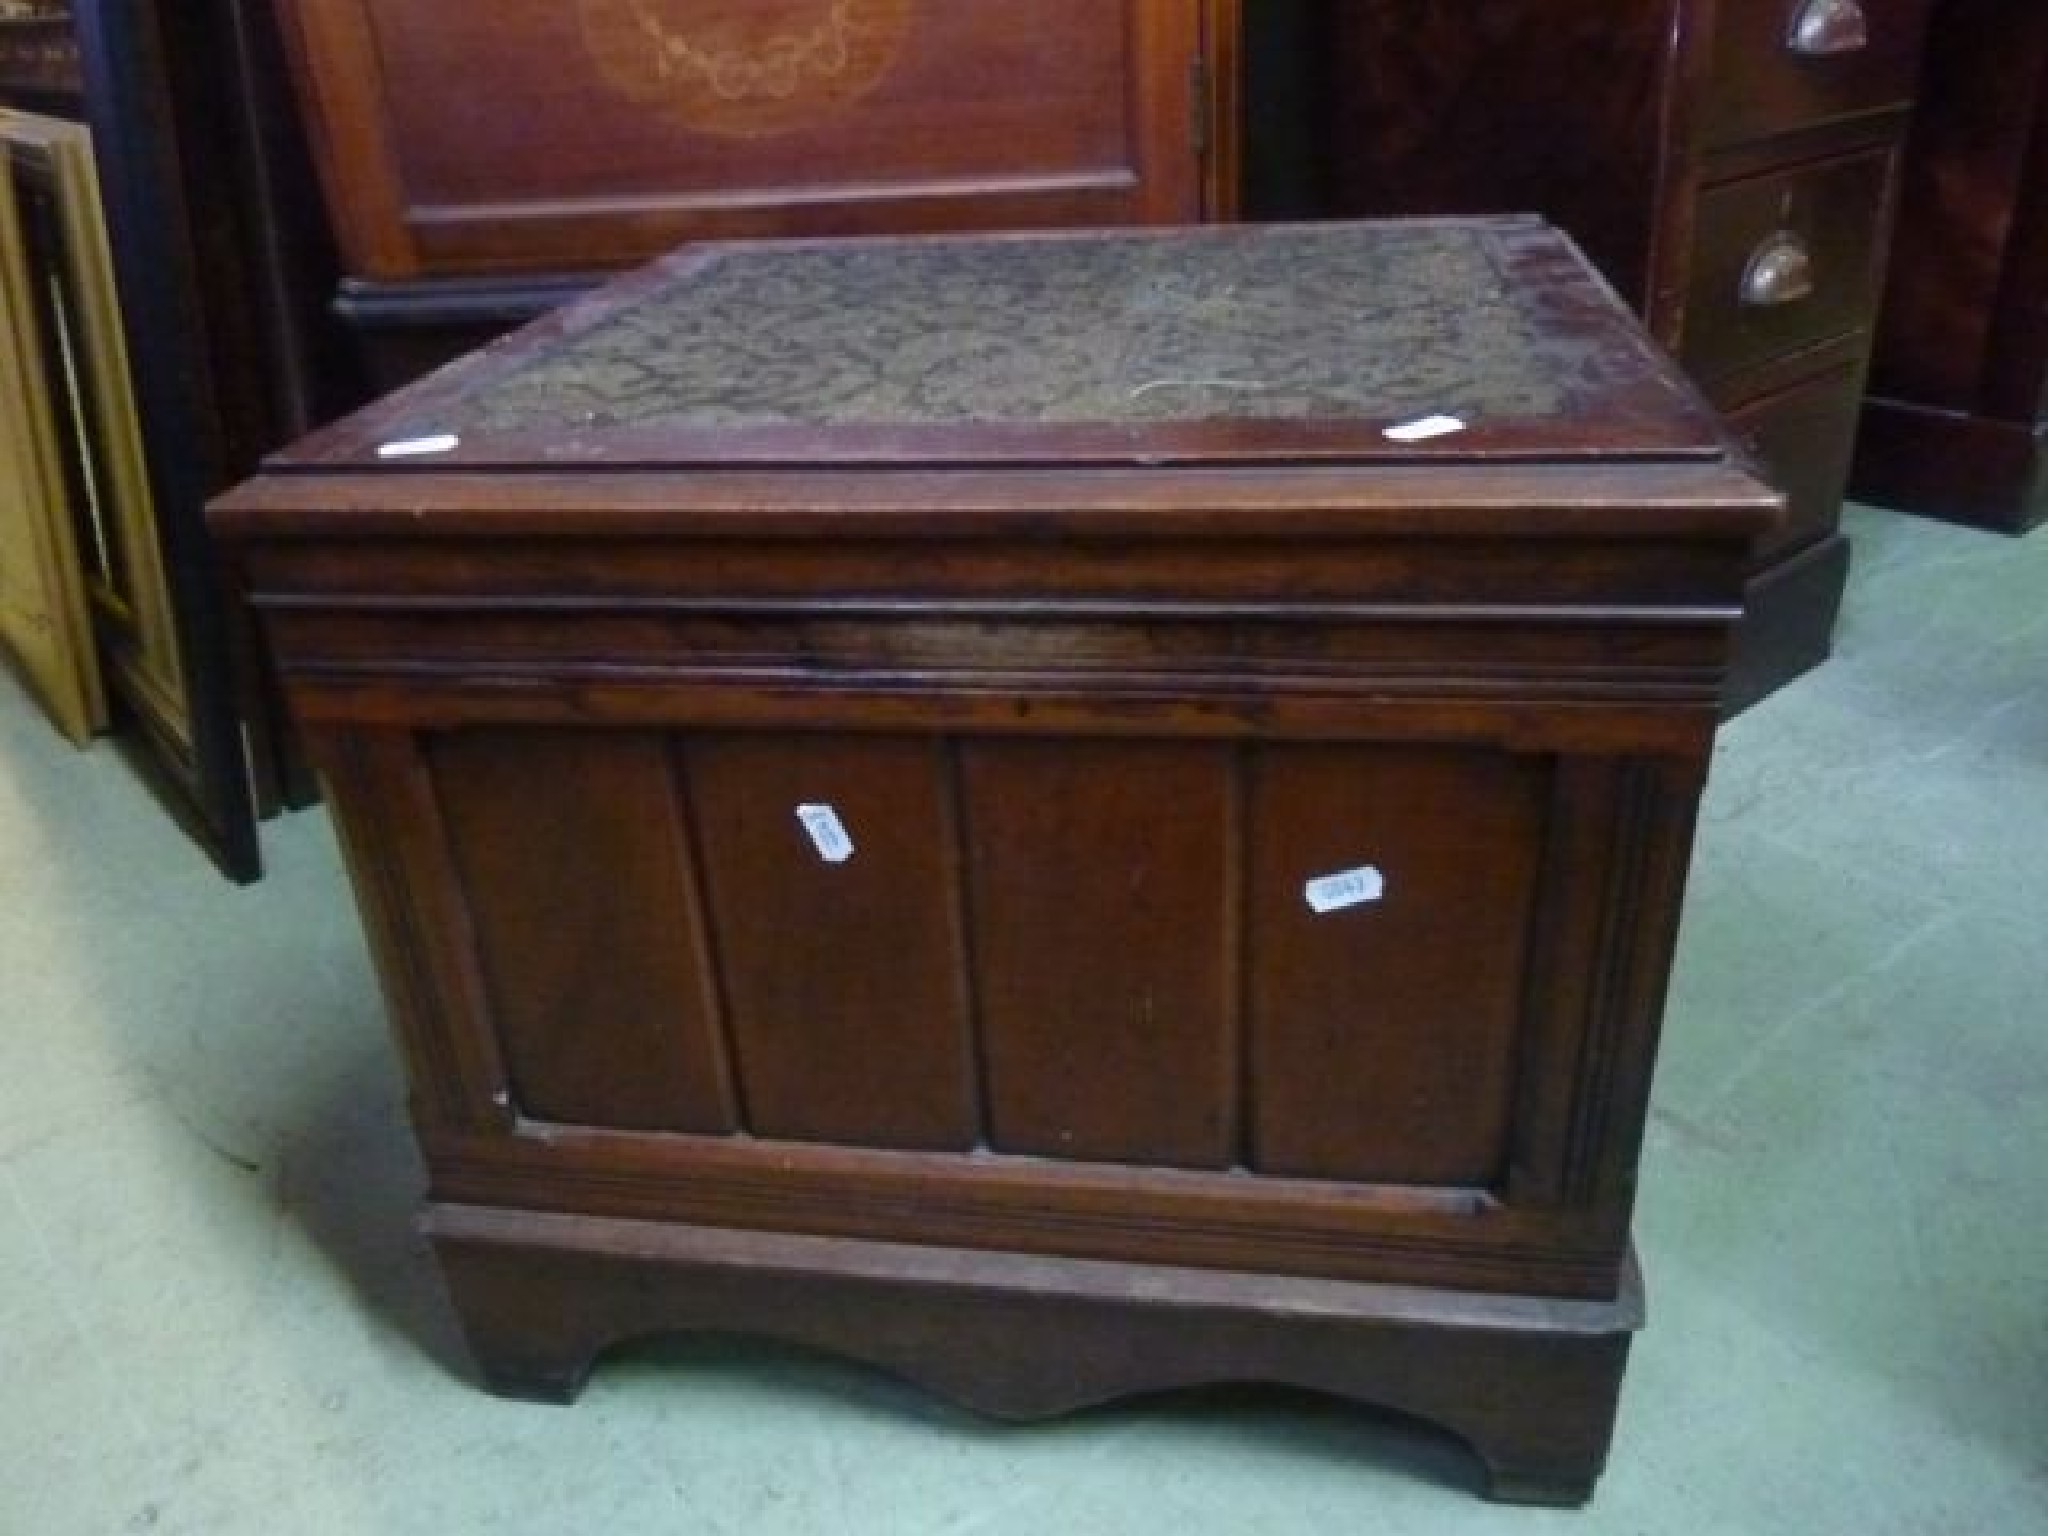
[1304,865,1386,915]
[795,804,856,864]
[376,432,460,459]
[1382,414,1467,443]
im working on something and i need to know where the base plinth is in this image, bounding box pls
[425,1203,1641,1506]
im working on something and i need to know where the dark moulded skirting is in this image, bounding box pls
[334,272,602,333]
[1726,533,1853,714]
[334,272,603,393]
[425,1203,1643,1509]
[1852,397,2048,536]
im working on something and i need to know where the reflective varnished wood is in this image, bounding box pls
[214,219,1778,1504]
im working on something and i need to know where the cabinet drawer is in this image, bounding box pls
[1681,148,1891,384]
[1705,0,1933,147]
[1719,360,1862,557]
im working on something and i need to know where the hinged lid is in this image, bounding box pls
[273,217,1731,473]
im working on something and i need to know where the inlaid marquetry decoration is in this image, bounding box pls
[577,0,917,138]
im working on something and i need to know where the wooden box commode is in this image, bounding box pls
[213,218,1777,1505]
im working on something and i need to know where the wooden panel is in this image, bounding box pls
[1503,754,1704,1206]
[430,728,737,1133]
[963,740,1236,1169]
[1546,756,1705,1211]
[1704,0,1934,148]
[276,0,1208,278]
[1861,0,2048,414]
[1850,0,2048,533]
[682,733,978,1151]
[1247,745,1547,1187]
[310,728,515,1134]
[1682,147,1891,385]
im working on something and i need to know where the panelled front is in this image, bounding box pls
[273,0,1217,280]
[312,693,1705,1297]
[412,723,1557,1184]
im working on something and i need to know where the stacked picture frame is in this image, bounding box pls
[1,1,360,880]
[0,106,186,760]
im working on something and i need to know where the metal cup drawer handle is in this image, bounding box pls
[1786,0,1870,56]
[1741,231,1817,309]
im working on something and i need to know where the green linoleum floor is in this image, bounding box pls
[2,502,2043,1533]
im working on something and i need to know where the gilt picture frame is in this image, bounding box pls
[2,105,187,758]
[0,107,102,744]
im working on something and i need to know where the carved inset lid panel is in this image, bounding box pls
[278,218,1729,470]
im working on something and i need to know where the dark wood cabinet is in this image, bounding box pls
[1284,0,1933,709]
[271,0,1238,382]
[1853,0,2048,533]
[215,218,1778,1504]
